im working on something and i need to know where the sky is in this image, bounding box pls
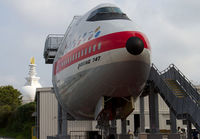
[0,0,200,90]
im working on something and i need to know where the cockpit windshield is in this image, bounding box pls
[97,7,122,13]
[87,7,130,21]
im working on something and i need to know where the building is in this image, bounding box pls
[36,86,200,139]
[21,57,42,103]
[36,88,58,139]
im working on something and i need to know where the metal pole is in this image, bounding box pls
[140,96,145,133]
[62,108,67,136]
[187,120,192,139]
[58,103,62,135]
[149,84,159,133]
[170,109,177,133]
[121,119,127,135]
[111,120,117,135]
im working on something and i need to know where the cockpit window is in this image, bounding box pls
[87,7,130,21]
[97,7,114,13]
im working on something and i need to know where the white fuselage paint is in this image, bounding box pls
[52,4,151,119]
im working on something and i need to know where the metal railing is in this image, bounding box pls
[150,64,200,131]
[158,64,200,107]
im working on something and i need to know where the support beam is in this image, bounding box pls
[61,109,67,136]
[149,84,159,133]
[187,120,192,139]
[170,109,177,133]
[57,104,62,135]
[140,96,145,133]
[121,119,127,135]
[110,120,117,135]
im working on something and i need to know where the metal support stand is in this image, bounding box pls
[110,120,117,135]
[58,104,62,136]
[121,119,127,134]
[187,120,192,139]
[57,103,68,139]
[149,84,159,133]
[62,109,67,136]
[140,96,145,133]
[170,109,177,133]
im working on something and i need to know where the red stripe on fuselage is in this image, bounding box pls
[54,31,151,75]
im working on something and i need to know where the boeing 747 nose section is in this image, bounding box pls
[45,3,151,120]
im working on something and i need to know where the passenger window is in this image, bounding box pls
[78,51,80,58]
[89,46,91,53]
[85,48,87,55]
[81,49,84,56]
[75,53,77,59]
[72,54,74,61]
[93,45,96,52]
[70,56,72,62]
[68,57,69,64]
[98,42,101,50]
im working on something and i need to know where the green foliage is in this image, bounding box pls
[0,105,12,128]
[0,86,35,139]
[0,85,22,108]
[7,102,36,138]
[0,85,22,128]
[16,135,26,139]
[8,102,36,131]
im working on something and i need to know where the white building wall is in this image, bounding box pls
[122,94,171,133]
[68,120,94,136]
[36,88,58,139]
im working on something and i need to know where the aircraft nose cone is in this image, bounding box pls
[126,37,144,55]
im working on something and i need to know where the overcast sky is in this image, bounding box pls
[0,0,200,90]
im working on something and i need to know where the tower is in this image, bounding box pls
[21,57,42,103]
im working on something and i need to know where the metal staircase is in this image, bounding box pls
[148,64,200,131]
[165,80,187,98]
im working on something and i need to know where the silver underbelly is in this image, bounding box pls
[53,60,150,119]
[53,47,151,119]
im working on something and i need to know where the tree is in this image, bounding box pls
[8,102,36,138]
[0,85,22,127]
[0,105,12,127]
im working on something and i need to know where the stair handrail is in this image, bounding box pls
[170,64,200,106]
[150,64,185,114]
[155,64,200,106]
[150,64,200,131]
[151,63,199,92]
[151,63,162,75]
[156,63,199,93]
[159,64,175,75]
[169,64,198,92]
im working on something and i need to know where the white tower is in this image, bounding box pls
[21,57,42,103]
